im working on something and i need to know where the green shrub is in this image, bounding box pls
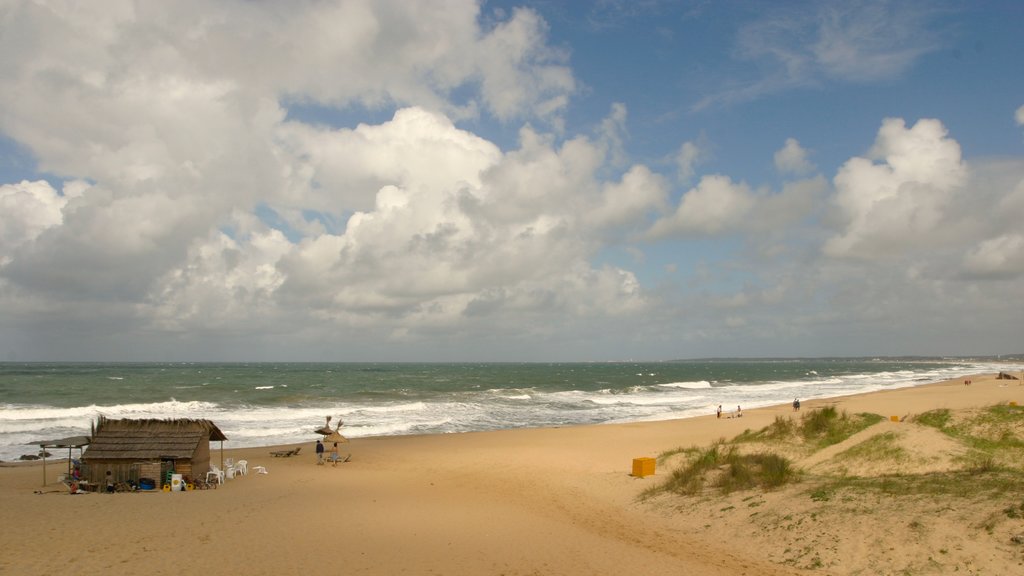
[915,409,952,430]
[798,407,882,448]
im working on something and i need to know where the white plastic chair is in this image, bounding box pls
[206,465,225,485]
[235,460,248,476]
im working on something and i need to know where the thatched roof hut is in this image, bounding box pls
[82,417,227,486]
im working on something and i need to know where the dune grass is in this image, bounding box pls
[914,403,1024,469]
[835,430,905,462]
[644,440,798,498]
[646,404,1023,503]
[732,406,883,449]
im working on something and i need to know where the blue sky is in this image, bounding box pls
[0,0,1022,361]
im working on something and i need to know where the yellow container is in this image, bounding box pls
[632,457,656,478]
[890,415,900,422]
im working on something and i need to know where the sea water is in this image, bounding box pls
[1,359,1020,461]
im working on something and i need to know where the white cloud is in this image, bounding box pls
[124,106,657,340]
[962,234,1024,279]
[810,1,940,82]
[824,118,966,258]
[1017,104,1024,126]
[675,141,704,183]
[647,175,757,237]
[697,1,943,110]
[0,1,1020,361]
[587,165,669,232]
[473,6,575,122]
[646,172,822,240]
[0,180,66,257]
[774,138,815,175]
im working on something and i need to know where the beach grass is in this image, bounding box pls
[644,440,798,498]
[914,403,1024,468]
[732,406,883,449]
[646,403,1024,503]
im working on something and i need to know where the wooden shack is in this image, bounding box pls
[81,417,227,486]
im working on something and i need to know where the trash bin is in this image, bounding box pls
[171,474,184,492]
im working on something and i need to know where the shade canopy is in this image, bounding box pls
[33,435,91,450]
[30,435,90,487]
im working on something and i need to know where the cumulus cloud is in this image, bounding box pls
[1,1,1020,361]
[0,1,638,356]
[0,180,67,258]
[646,172,822,240]
[647,175,757,237]
[824,118,966,258]
[774,138,815,175]
[131,106,660,341]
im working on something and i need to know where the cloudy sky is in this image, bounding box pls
[1,0,1022,362]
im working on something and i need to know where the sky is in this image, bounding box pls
[0,0,1022,362]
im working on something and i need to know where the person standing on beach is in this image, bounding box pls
[316,439,324,465]
[716,405,722,419]
[330,442,339,467]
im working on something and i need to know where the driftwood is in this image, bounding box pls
[996,372,1020,380]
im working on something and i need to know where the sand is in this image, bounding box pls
[1,372,1022,575]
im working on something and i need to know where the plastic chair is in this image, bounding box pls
[235,460,248,476]
[206,465,225,485]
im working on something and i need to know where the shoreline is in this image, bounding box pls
[5,369,1017,468]
[1,371,1021,575]
[3,358,1017,463]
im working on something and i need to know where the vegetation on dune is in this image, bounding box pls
[642,402,1024,575]
[834,430,905,462]
[732,405,883,448]
[644,404,1024,501]
[644,440,797,498]
[914,403,1024,469]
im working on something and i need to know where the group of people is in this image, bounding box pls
[714,399,802,419]
[716,404,742,419]
[315,439,349,467]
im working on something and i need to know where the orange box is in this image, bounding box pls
[632,457,655,478]
[890,415,900,422]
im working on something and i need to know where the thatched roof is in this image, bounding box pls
[83,417,227,461]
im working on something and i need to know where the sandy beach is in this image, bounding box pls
[2,372,1022,575]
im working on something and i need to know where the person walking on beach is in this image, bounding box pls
[716,405,722,419]
[316,439,324,465]
[330,442,340,467]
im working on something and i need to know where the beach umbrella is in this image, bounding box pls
[313,416,334,436]
[324,430,348,444]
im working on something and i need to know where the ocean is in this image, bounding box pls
[1,358,1020,462]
